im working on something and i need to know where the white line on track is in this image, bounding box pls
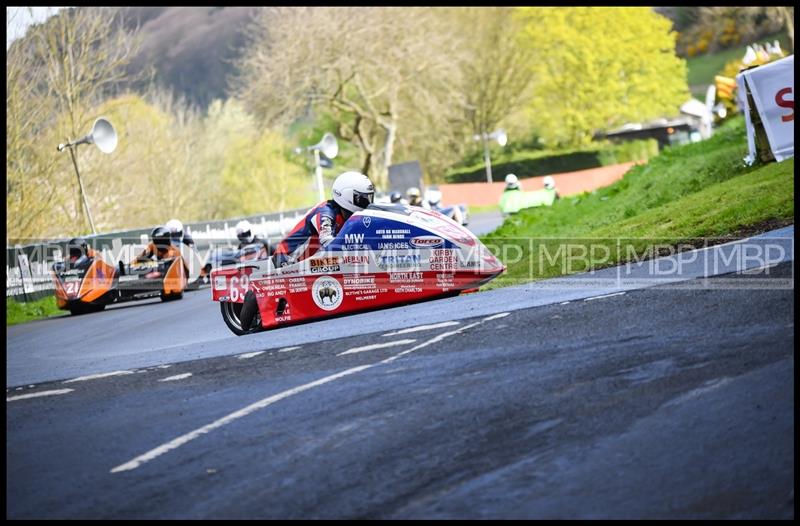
[483,312,510,321]
[584,292,626,302]
[110,314,505,474]
[381,321,460,337]
[338,339,417,356]
[237,351,265,360]
[158,373,193,382]
[7,389,74,402]
[63,370,135,384]
[277,346,302,353]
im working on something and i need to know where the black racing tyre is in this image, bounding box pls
[69,302,105,315]
[238,291,259,330]
[160,291,184,302]
[220,293,262,336]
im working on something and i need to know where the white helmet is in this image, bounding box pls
[505,173,520,190]
[543,176,556,190]
[332,171,375,213]
[425,189,442,206]
[406,186,422,205]
[235,219,254,244]
[166,219,183,239]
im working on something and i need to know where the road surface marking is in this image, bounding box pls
[338,339,417,356]
[7,389,74,402]
[277,346,301,353]
[382,321,460,337]
[111,315,503,473]
[560,301,571,305]
[483,312,510,321]
[584,292,626,302]
[384,322,484,364]
[159,373,193,382]
[237,351,265,360]
[63,371,135,383]
[156,365,172,369]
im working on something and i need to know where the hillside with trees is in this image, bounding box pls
[8,6,701,240]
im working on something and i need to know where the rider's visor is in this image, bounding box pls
[353,190,374,209]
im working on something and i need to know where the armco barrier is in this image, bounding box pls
[6,207,308,302]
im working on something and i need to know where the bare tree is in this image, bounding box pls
[21,7,142,234]
[7,9,63,241]
[457,8,536,140]
[235,7,468,187]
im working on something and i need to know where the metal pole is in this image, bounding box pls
[313,148,325,202]
[483,134,493,184]
[66,143,97,235]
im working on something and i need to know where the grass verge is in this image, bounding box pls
[481,116,794,289]
[7,295,64,326]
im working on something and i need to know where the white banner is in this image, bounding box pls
[737,55,794,162]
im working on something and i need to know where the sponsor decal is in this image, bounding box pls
[410,235,444,248]
[345,233,365,244]
[362,216,372,228]
[312,276,344,311]
[355,294,377,301]
[377,241,409,249]
[288,277,308,293]
[395,285,423,294]
[255,279,288,297]
[213,275,228,290]
[377,253,421,270]
[376,228,411,240]
[343,275,376,289]
[341,254,369,265]
[389,271,424,283]
[429,249,459,271]
[310,257,341,274]
[120,275,140,282]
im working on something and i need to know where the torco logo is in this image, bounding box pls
[312,276,343,311]
[410,236,444,248]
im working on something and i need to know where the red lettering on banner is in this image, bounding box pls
[775,87,794,122]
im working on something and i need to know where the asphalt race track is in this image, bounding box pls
[6,225,794,519]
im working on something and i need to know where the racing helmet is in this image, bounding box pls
[505,173,520,190]
[390,191,403,203]
[235,219,254,244]
[151,226,172,251]
[426,189,442,206]
[406,186,422,206]
[543,176,556,190]
[166,219,183,240]
[66,237,89,262]
[332,171,375,213]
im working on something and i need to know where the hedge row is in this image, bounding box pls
[445,139,659,183]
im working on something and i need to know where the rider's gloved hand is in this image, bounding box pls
[273,253,292,268]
